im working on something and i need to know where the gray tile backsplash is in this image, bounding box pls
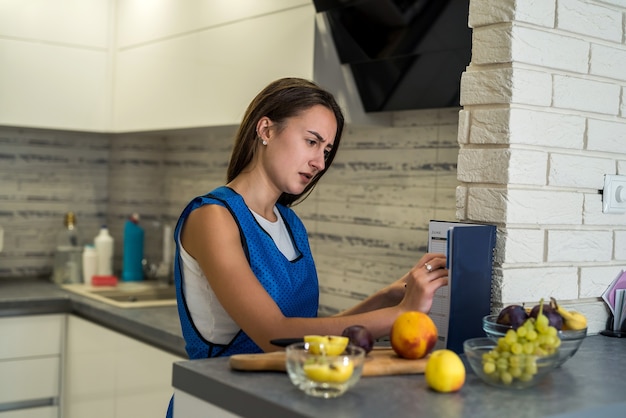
[0,108,459,314]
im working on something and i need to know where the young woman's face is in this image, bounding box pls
[262,105,337,196]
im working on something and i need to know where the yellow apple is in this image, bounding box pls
[303,358,354,383]
[425,349,465,392]
[304,335,349,356]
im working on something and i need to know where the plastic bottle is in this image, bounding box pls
[51,211,83,285]
[82,244,98,285]
[122,214,144,282]
[94,225,114,276]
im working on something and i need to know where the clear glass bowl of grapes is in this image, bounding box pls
[464,337,560,389]
[482,298,587,367]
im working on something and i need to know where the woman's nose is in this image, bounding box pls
[310,151,325,172]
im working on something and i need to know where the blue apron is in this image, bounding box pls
[167,186,319,416]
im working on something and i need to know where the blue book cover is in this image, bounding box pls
[428,221,497,354]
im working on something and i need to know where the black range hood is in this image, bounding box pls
[314,0,471,112]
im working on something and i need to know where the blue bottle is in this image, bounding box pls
[122,214,144,282]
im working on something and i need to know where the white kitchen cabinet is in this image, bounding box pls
[173,390,238,418]
[0,314,64,418]
[0,0,111,132]
[113,1,315,131]
[0,406,59,418]
[63,315,184,418]
[0,0,315,132]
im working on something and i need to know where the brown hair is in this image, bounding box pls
[226,78,345,206]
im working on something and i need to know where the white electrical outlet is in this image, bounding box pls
[603,174,626,214]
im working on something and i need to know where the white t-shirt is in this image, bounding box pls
[179,205,296,344]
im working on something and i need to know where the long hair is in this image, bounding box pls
[226,78,345,206]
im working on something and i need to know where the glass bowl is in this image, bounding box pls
[464,337,560,389]
[482,315,587,367]
[285,342,365,398]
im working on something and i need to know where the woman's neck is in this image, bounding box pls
[227,174,280,220]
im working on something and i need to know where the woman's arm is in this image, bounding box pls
[335,253,448,316]
[182,204,448,352]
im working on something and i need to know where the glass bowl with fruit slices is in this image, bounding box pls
[464,337,560,389]
[483,298,588,367]
[285,338,366,398]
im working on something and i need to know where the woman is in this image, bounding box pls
[173,77,449,359]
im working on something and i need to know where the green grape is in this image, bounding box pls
[500,371,513,385]
[510,367,522,378]
[519,373,533,382]
[481,298,562,385]
[524,355,535,368]
[497,338,508,351]
[545,335,557,347]
[505,329,517,345]
[483,361,496,374]
[510,342,523,355]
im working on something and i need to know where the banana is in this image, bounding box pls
[550,297,588,330]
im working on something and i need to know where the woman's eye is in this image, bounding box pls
[324,149,331,161]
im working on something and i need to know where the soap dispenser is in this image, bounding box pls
[122,214,144,282]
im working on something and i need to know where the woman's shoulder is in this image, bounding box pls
[183,186,239,210]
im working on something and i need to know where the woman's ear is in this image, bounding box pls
[256,117,272,143]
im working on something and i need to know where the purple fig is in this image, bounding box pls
[341,325,375,354]
[496,305,529,329]
[529,303,563,330]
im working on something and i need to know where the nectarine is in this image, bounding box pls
[390,311,438,359]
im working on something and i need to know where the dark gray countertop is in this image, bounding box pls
[173,334,626,418]
[0,278,186,357]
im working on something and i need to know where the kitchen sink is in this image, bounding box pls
[63,282,177,308]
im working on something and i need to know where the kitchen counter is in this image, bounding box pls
[0,278,186,357]
[173,335,626,418]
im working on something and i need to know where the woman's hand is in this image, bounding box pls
[398,252,449,314]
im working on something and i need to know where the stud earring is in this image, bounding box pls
[262,140,267,146]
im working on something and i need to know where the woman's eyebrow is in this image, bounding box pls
[307,130,332,147]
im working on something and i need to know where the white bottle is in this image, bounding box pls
[94,225,114,276]
[82,244,98,285]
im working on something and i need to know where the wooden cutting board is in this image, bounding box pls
[229,347,428,376]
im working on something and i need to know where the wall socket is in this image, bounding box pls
[603,174,626,214]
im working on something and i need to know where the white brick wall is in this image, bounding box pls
[461,67,552,106]
[500,267,579,302]
[553,75,621,114]
[469,0,556,28]
[501,228,545,264]
[462,0,626,332]
[587,119,626,152]
[590,43,626,79]
[557,0,623,42]
[547,230,613,262]
[473,25,589,72]
[548,153,613,189]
